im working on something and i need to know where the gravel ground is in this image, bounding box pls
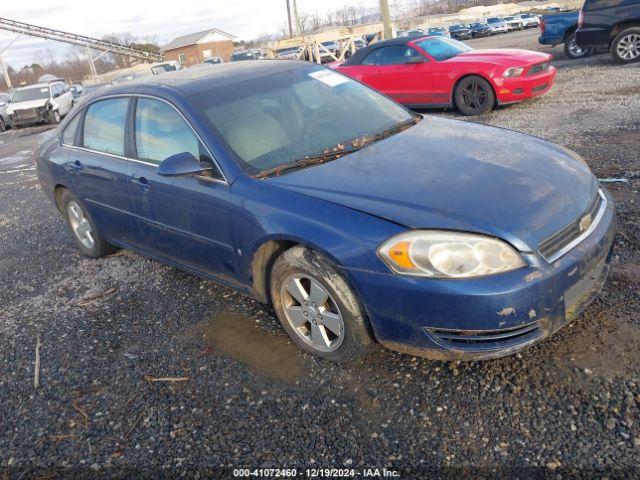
[1,29,639,478]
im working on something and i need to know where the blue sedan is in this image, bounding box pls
[36,61,615,362]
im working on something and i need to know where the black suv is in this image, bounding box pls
[576,0,640,63]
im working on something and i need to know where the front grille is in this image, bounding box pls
[426,321,541,351]
[538,190,605,263]
[15,108,38,120]
[527,61,550,75]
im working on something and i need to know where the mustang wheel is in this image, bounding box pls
[612,28,640,64]
[454,76,495,116]
[564,31,594,59]
[60,189,116,258]
[270,246,375,363]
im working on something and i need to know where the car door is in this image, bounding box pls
[412,38,463,105]
[352,46,433,104]
[126,96,235,280]
[65,97,139,245]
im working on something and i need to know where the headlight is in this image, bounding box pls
[378,230,525,278]
[504,67,525,78]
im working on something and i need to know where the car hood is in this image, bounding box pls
[6,99,49,112]
[453,49,551,66]
[266,116,598,252]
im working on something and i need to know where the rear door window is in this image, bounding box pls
[82,98,129,156]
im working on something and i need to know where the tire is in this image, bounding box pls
[564,31,594,59]
[49,110,61,124]
[454,75,495,116]
[59,189,116,258]
[611,27,640,64]
[270,246,376,363]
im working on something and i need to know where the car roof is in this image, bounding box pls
[342,37,414,65]
[16,82,53,90]
[91,60,311,98]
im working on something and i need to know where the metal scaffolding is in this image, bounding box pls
[0,17,164,84]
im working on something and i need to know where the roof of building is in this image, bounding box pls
[162,28,235,52]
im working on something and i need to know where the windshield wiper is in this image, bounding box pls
[255,146,361,179]
[254,116,421,179]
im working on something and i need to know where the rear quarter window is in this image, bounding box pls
[62,113,81,145]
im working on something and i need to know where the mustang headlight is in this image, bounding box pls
[378,230,525,278]
[504,67,525,78]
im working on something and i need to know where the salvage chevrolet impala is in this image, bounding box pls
[36,62,615,362]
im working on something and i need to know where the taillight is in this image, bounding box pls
[540,19,545,33]
[578,10,584,28]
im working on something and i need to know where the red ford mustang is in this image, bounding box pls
[334,36,556,115]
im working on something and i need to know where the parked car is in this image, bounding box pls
[276,47,302,60]
[503,16,524,31]
[69,84,84,99]
[469,22,492,38]
[335,36,556,115]
[319,41,340,62]
[151,61,183,75]
[0,91,10,132]
[516,13,540,28]
[204,56,224,65]
[576,0,640,63]
[354,38,367,50]
[5,80,73,127]
[36,61,615,362]
[406,29,426,37]
[486,17,510,34]
[449,24,473,40]
[231,50,260,61]
[427,26,450,38]
[539,12,594,59]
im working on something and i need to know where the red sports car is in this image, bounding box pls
[334,36,556,115]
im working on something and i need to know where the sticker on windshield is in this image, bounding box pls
[308,70,349,87]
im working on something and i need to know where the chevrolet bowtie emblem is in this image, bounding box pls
[579,214,592,232]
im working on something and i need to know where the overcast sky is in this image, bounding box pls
[1,0,378,68]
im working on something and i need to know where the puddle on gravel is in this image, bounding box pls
[201,312,303,383]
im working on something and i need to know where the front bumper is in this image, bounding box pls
[495,66,557,105]
[8,107,49,127]
[346,188,616,360]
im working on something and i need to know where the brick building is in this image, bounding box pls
[162,28,235,66]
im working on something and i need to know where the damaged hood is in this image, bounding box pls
[6,99,49,113]
[266,116,598,251]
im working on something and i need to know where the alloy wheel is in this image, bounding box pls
[568,37,587,57]
[617,33,640,61]
[460,81,488,111]
[280,273,345,352]
[67,200,95,249]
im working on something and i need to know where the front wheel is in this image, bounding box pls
[611,27,640,64]
[564,31,594,59]
[49,110,61,124]
[270,246,375,363]
[454,76,495,116]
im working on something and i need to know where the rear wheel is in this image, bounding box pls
[59,189,116,258]
[454,76,495,116]
[564,31,594,59]
[270,246,375,363]
[611,27,640,64]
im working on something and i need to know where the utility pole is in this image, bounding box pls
[380,0,392,40]
[292,0,302,36]
[285,0,293,38]
[0,55,11,89]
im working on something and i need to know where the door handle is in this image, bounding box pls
[69,160,84,172]
[130,176,151,192]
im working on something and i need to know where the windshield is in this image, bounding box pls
[487,17,501,23]
[194,65,414,174]
[12,86,50,102]
[416,37,472,61]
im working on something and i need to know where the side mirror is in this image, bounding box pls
[406,57,427,64]
[158,152,211,177]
